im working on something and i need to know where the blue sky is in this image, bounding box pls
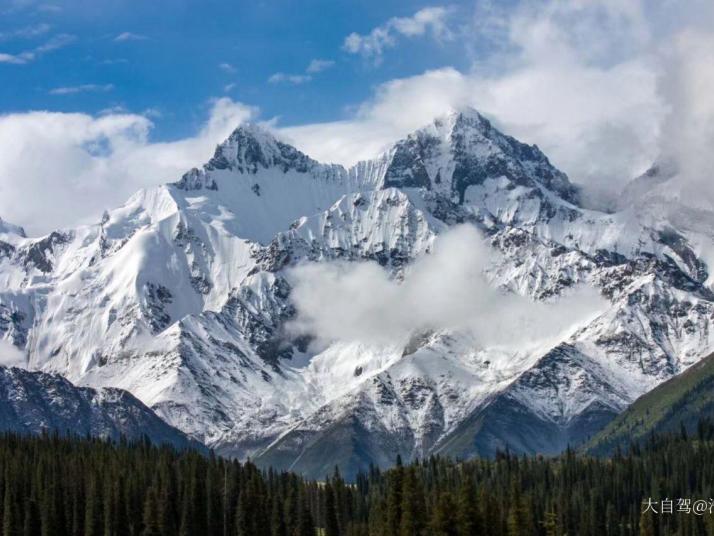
[1,0,478,139]
[0,0,712,234]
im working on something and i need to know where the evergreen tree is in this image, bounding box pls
[430,492,458,536]
[399,467,425,536]
[385,455,404,536]
[456,474,481,536]
[324,482,339,536]
[270,496,286,536]
[3,483,18,536]
[141,487,160,536]
[293,490,314,536]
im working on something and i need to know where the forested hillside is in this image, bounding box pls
[587,352,714,456]
[2,426,714,535]
[0,428,714,536]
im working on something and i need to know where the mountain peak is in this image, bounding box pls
[383,106,579,205]
[205,122,317,175]
[444,105,489,123]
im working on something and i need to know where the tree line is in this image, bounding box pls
[2,420,714,535]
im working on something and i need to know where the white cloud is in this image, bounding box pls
[219,62,236,73]
[4,1,713,237]
[268,59,334,86]
[0,98,255,235]
[306,58,334,73]
[343,6,451,62]
[654,28,714,208]
[114,32,147,42]
[0,339,26,368]
[0,32,74,64]
[268,72,312,85]
[288,225,605,348]
[49,83,114,95]
[0,22,51,41]
[0,53,27,64]
[284,0,713,210]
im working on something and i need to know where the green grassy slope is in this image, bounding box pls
[586,352,714,455]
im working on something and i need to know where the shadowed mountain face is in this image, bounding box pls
[1,108,713,479]
[0,366,204,452]
[585,352,714,456]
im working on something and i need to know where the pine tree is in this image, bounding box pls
[399,467,425,536]
[430,492,458,536]
[141,487,160,536]
[543,510,558,536]
[22,498,40,536]
[293,490,314,536]
[385,455,404,536]
[639,510,656,536]
[456,474,481,536]
[270,496,286,536]
[84,475,102,536]
[324,482,339,536]
[234,491,249,536]
[3,483,17,536]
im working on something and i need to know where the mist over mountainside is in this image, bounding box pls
[1,108,713,479]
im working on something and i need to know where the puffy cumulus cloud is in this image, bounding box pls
[287,225,606,349]
[281,68,472,164]
[0,98,255,235]
[285,0,714,210]
[285,3,663,187]
[343,6,452,62]
[281,57,660,192]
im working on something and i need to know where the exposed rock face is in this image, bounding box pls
[0,366,203,451]
[1,108,713,479]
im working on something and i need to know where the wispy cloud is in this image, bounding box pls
[0,53,29,64]
[0,23,51,41]
[343,6,451,63]
[37,4,62,13]
[100,58,129,65]
[224,82,236,92]
[269,58,335,85]
[34,33,74,53]
[268,72,312,85]
[49,83,114,95]
[306,58,335,73]
[114,32,147,42]
[219,62,236,73]
[0,32,74,64]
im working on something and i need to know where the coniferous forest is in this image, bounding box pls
[3,423,714,535]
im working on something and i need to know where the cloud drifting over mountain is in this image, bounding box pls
[287,225,606,349]
[285,0,714,210]
[0,99,254,235]
[1,0,713,234]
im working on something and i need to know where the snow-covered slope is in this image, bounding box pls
[0,366,203,450]
[1,108,712,479]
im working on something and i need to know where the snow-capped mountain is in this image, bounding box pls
[0,365,202,450]
[1,108,712,478]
